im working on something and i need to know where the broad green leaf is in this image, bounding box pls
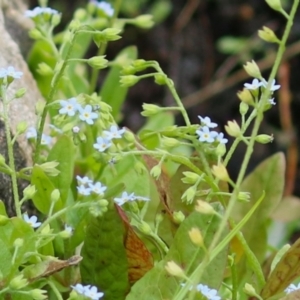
[272,196,300,222]
[126,203,229,299]
[231,153,285,282]
[100,46,138,120]
[81,203,130,300]
[0,200,7,216]
[261,237,300,298]
[0,238,12,278]
[47,136,75,205]
[31,166,63,214]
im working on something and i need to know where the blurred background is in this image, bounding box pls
[26,0,300,203]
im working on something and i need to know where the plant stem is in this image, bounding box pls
[1,85,22,217]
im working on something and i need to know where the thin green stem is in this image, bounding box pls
[1,85,22,217]
[34,31,78,163]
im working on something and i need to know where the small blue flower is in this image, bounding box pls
[49,124,63,134]
[114,192,136,206]
[196,126,218,143]
[93,137,112,152]
[244,78,263,90]
[216,132,228,144]
[84,285,104,300]
[23,214,42,228]
[59,98,81,117]
[89,181,107,196]
[261,79,280,92]
[269,98,276,105]
[0,66,23,80]
[198,116,217,128]
[103,125,125,140]
[76,175,93,186]
[79,105,98,125]
[77,185,91,196]
[91,1,114,17]
[26,127,37,139]
[41,134,52,146]
[25,6,59,18]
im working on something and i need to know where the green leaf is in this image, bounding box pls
[100,46,138,120]
[0,238,12,278]
[231,153,285,282]
[31,166,63,214]
[126,203,229,299]
[47,136,75,205]
[80,203,130,300]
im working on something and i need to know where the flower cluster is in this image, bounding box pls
[76,175,107,196]
[59,98,99,125]
[71,283,104,300]
[93,125,125,152]
[0,66,23,80]
[181,283,221,300]
[26,127,52,146]
[244,78,280,105]
[25,6,59,18]
[196,116,228,144]
[90,1,114,17]
[114,191,149,206]
[23,214,41,228]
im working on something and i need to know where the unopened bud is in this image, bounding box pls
[239,102,249,115]
[88,56,108,69]
[9,274,28,290]
[50,189,60,203]
[0,215,9,225]
[29,289,47,300]
[154,74,168,85]
[188,227,204,247]
[195,200,215,214]
[14,238,24,248]
[161,137,180,148]
[182,186,197,203]
[255,134,274,144]
[150,165,161,180]
[23,185,37,199]
[243,283,258,297]
[243,60,261,79]
[237,89,255,106]
[225,120,241,137]
[141,103,161,117]
[120,75,140,87]
[212,163,230,182]
[258,26,280,44]
[139,221,152,235]
[265,0,283,12]
[133,15,154,29]
[172,211,185,224]
[15,88,27,98]
[238,192,251,202]
[29,28,43,40]
[37,62,53,76]
[38,161,60,177]
[123,131,135,143]
[182,171,200,184]
[165,261,185,278]
[16,121,28,134]
[216,143,226,157]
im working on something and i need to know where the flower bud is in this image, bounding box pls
[172,211,185,224]
[216,143,226,157]
[165,261,185,278]
[133,14,154,29]
[23,185,37,199]
[29,289,47,300]
[188,227,204,247]
[195,200,215,214]
[38,161,60,177]
[123,130,135,143]
[93,28,121,47]
[161,137,180,148]
[238,191,251,202]
[14,238,24,248]
[237,89,255,106]
[265,0,283,12]
[51,13,61,27]
[50,189,60,203]
[29,28,43,40]
[225,120,241,137]
[9,274,28,290]
[182,171,200,184]
[74,8,87,21]
[120,75,140,87]
[15,88,27,98]
[139,221,152,235]
[212,163,230,182]
[88,56,108,69]
[141,103,161,117]
[150,165,161,180]
[37,62,53,76]
[255,134,274,144]
[258,26,280,44]
[16,121,28,134]
[35,99,45,116]
[182,186,197,203]
[239,102,249,115]
[154,74,168,85]
[132,59,147,72]
[243,60,261,79]
[58,229,73,239]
